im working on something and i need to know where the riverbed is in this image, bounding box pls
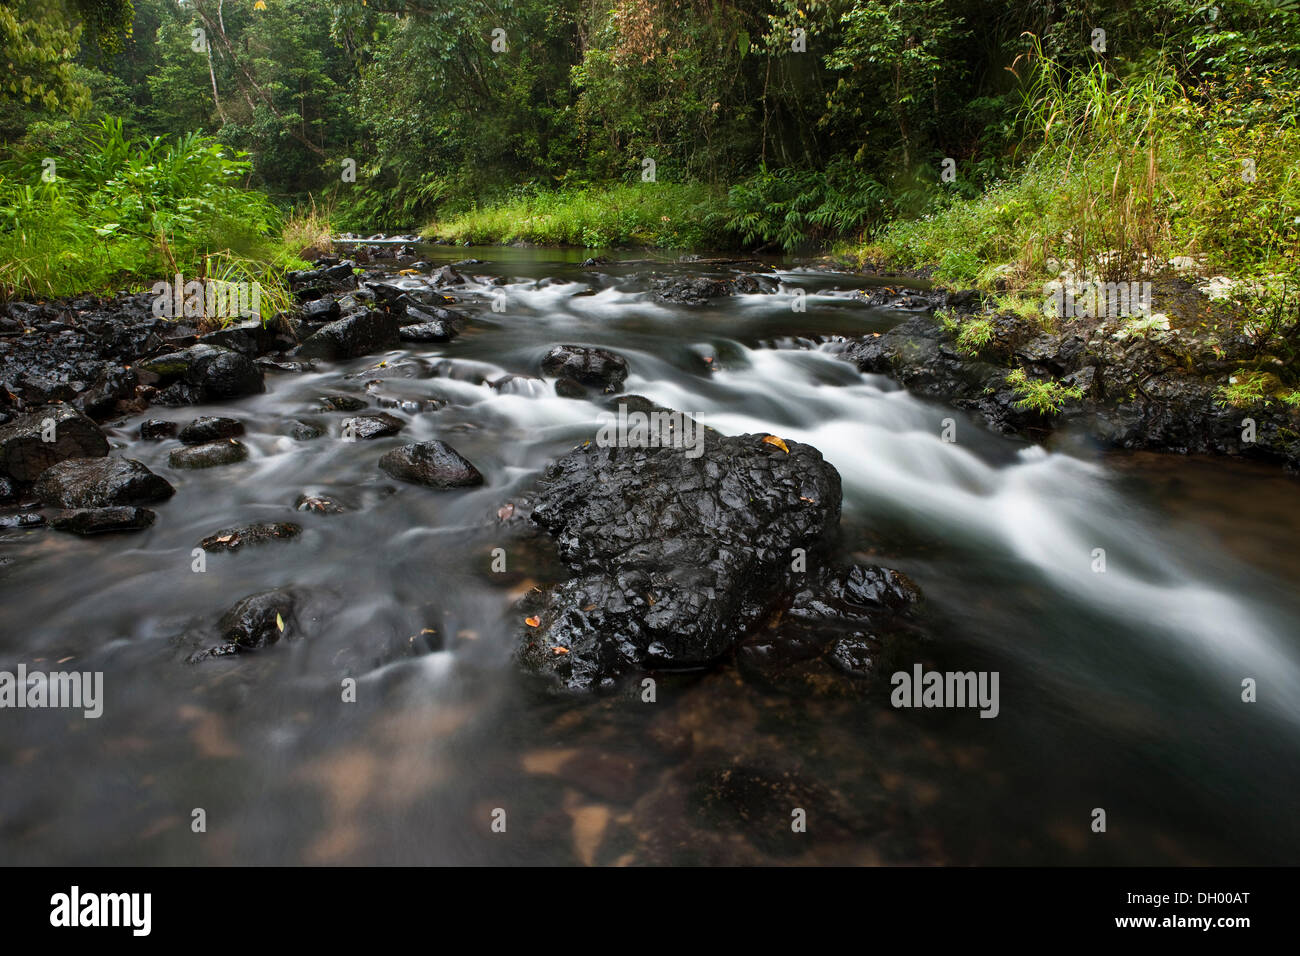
[1,246,1296,864]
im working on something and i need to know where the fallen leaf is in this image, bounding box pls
[551,646,569,655]
[762,434,790,453]
[525,616,540,627]
[276,613,285,632]
[215,534,234,543]
[497,503,515,520]
[800,496,816,503]
[581,604,597,612]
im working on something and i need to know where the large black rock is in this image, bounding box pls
[379,440,484,488]
[33,457,175,508]
[137,344,264,404]
[0,406,109,481]
[296,310,400,360]
[517,421,849,691]
[539,345,628,393]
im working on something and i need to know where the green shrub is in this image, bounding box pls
[1005,368,1084,415]
[0,117,286,300]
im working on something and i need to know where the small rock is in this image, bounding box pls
[378,440,484,488]
[341,412,405,440]
[140,419,177,441]
[294,494,346,514]
[319,394,368,412]
[199,522,301,552]
[179,416,244,444]
[555,377,588,399]
[399,321,458,343]
[0,512,45,529]
[169,439,249,469]
[213,587,299,655]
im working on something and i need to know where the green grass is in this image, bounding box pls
[854,45,1300,300]
[0,117,314,309]
[1005,368,1085,415]
[424,182,731,249]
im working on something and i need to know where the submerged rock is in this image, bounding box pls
[33,457,175,508]
[50,506,156,535]
[378,440,484,488]
[0,512,46,529]
[189,588,301,660]
[540,345,628,394]
[294,493,346,514]
[291,421,324,441]
[199,522,301,552]
[140,419,178,441]
[0,406,109,481]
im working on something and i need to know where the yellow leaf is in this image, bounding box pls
[525,616,540,627]
[275,613,285,632]
[762,434,789,453]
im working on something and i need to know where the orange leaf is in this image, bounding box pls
[551,646,569,655]
[762,435,789,453]
[525,616,540,627]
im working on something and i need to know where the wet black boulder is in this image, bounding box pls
[378,440,484,488]
[0,406,109,481]
[33,457,175,508]
[136,344,264,404]
[199,522,301,552]
[296,310,400,360]
[342,412,404,440]
[540,345,628,394]
[179,416,244,444]
[190,588,302,659]
[517,423,848,692]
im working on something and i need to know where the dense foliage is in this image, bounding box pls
[1,0,1297,299]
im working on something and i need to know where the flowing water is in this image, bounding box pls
[1,247,1297,865]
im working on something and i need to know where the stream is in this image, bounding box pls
[1,246,1297,864]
